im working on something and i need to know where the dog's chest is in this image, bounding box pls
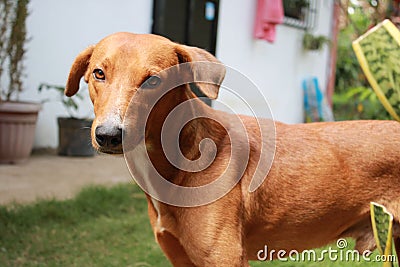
[151,197,165,233]
[130,144,165,233]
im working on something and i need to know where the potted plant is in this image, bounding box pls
[38,83,95,157]
[302,32,331,51]
[0,0,41,164]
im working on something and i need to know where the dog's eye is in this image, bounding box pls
[142,76,161,89]
[93,69,106,81]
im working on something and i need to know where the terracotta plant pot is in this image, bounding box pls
[0,101,41,164]
[57,117,95,157]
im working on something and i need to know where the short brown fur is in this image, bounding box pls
[66,32,400,266]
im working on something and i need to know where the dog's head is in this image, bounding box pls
[65,32,225,154]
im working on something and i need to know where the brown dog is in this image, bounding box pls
[66,32,400,266]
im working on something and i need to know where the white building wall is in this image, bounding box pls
[21,0,333,148]
[215,0,333,123]
[22,0,153,148]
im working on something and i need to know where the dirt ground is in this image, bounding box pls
[0,150,132,205]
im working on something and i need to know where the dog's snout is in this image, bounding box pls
[95,125,122,148]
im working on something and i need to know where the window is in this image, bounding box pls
[283,0,317,30]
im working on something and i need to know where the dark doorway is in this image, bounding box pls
[152,0,220,55]
[152,0,220,106]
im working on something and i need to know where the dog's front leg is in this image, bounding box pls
[180,226,249,267]
[177,194,250,266]
[205,239,250,267]
[199,228,250,267]
[149,203,249,267]
[157,212,249,266]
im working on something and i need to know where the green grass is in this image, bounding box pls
[0,184,167,267]
[0,184,391,266]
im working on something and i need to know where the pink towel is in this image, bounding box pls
[254,0,284,43]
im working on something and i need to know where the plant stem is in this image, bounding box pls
[6,0,29,101]
[0,0,13,101]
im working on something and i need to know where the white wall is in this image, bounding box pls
[22,0,153,148]
[215,0,333,123]
[22,0,333,148]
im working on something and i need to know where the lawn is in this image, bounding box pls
[0,184,389,266]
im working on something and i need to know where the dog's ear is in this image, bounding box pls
[65,45,95,97]
[175,45,225,100]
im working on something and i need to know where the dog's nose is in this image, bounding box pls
[95,125,122,147]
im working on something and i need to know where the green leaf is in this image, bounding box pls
[370,202,394,267]
[359,88,373,101]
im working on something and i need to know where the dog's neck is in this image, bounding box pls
[144,86,227,183]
